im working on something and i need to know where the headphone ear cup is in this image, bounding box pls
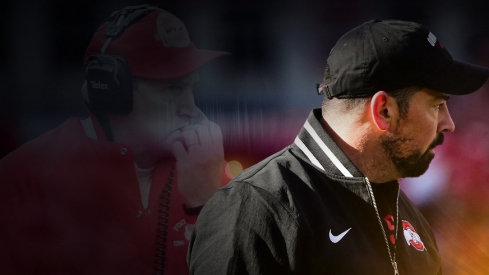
[85,55,133,115]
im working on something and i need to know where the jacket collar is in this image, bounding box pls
[293,108,374,204]
[80,111,113,142]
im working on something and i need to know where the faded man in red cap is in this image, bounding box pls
[0,5,227,275]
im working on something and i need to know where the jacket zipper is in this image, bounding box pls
[364,177,400,275]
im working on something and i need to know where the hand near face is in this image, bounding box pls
[171,119,224,208]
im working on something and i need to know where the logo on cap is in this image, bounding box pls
[427,32,437,47]
[156,11,190,48]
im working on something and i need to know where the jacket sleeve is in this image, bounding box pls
[187,181,302,275]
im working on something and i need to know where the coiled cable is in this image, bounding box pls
[154,165,175,275]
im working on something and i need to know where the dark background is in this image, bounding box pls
[3,0,489,156]
[2,0,489,273]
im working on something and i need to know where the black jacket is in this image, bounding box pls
[188,109,442,275]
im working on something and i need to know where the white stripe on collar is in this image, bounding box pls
[294,137,324,171]
[303,120,353,177]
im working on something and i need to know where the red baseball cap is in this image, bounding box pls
[84,8,229,79]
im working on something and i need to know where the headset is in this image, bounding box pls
[85,4,161,115]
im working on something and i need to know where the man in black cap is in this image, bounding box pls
[188,20,489,274]
[0,5,227,275]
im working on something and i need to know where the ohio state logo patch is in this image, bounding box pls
[402,220,426,251]
[156,11,190,48]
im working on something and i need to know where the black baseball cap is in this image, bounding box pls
[320,19,489,98]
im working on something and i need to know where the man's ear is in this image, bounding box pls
[370,91,395,131]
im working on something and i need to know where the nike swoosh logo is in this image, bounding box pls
[329,228,352,243]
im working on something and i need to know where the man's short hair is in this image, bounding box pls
[322,86,421,119]
[388,86,421,118]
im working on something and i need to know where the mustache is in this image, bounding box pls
[429,133,444,149]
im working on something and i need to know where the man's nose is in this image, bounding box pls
[176,89,199,119]
[439,106,455,133]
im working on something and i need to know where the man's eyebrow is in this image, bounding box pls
[435,93,451,101]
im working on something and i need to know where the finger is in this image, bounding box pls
[165,129,183,145]
[172,141,187,160]
[181,124,207,134]
[195,120,222,146]
[182,124,212,147]
[186,121,222,146]
[194,124,212,147]
[206,121,223,144]
[181,128,200,148]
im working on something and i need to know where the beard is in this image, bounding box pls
[381,126,444,178]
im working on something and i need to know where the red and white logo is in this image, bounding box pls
[402,220,426,251]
